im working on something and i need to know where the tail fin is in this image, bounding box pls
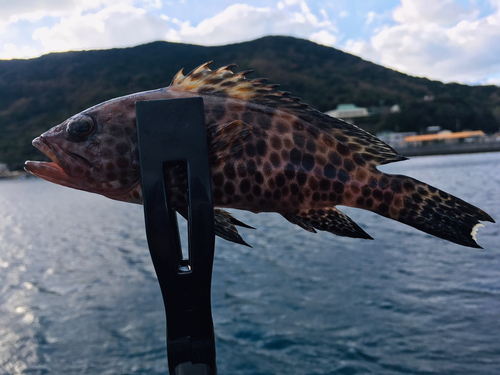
[362,174,494,248]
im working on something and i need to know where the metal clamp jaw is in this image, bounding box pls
[136,98,217,375]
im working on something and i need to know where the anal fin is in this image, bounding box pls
[283,207,373,240]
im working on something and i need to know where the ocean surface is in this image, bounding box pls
[0,152,499,375]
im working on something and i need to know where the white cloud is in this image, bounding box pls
[31,4,169,53]
[1,43,39,59]
[344,0,500,84]
[143,0,162,9]
[1,1,339,59]
[0,0,132,21]
[0,0,136,41]
[392,0,476,26]
[485,76,500,86]
[365,11,376,26]
[2,0,497,85]
[310,30,337,46]
[164,3,337,47]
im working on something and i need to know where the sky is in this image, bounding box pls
[1,0,499,85]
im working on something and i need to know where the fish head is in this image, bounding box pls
[25,98,143,203]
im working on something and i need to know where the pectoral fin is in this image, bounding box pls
[207,120,252,163]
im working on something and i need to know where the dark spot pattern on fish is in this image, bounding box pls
[25,61,493,249]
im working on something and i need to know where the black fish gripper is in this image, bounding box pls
[136,97,217,375]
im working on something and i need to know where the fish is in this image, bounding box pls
[25,62,494,248]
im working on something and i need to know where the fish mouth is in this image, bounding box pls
[25,136,90,185]
[26,136,141,200]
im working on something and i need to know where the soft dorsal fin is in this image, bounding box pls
[170,62,406,166]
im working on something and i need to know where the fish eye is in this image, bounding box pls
[69,116,96,139]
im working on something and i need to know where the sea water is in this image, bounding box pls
[0,152,499,374]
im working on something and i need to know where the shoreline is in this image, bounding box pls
[0,170,31,179]
[2,143,500,177]
[395,142,500,157]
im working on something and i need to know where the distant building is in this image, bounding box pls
[390,104,401,113]
[325,104,369,123]
[404,131,486,146]
[377,131,418,148]
[0,163,8,173]
[426,126,442,134]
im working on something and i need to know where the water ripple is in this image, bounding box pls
[0,153,499,374]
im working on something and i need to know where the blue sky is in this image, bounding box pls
[1,0,499,85]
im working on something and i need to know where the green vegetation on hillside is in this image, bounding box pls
[1,36,499,170]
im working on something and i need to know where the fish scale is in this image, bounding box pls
[25,62,494,248]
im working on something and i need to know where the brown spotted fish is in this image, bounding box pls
[25,62,494,248]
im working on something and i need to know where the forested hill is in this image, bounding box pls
[1,36,499,170]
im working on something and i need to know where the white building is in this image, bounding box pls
[325,104,369,122]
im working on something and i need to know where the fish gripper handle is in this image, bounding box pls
[136,98,217,375]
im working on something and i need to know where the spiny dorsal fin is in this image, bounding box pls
[170,62,406,166]
[170,61,280,101]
